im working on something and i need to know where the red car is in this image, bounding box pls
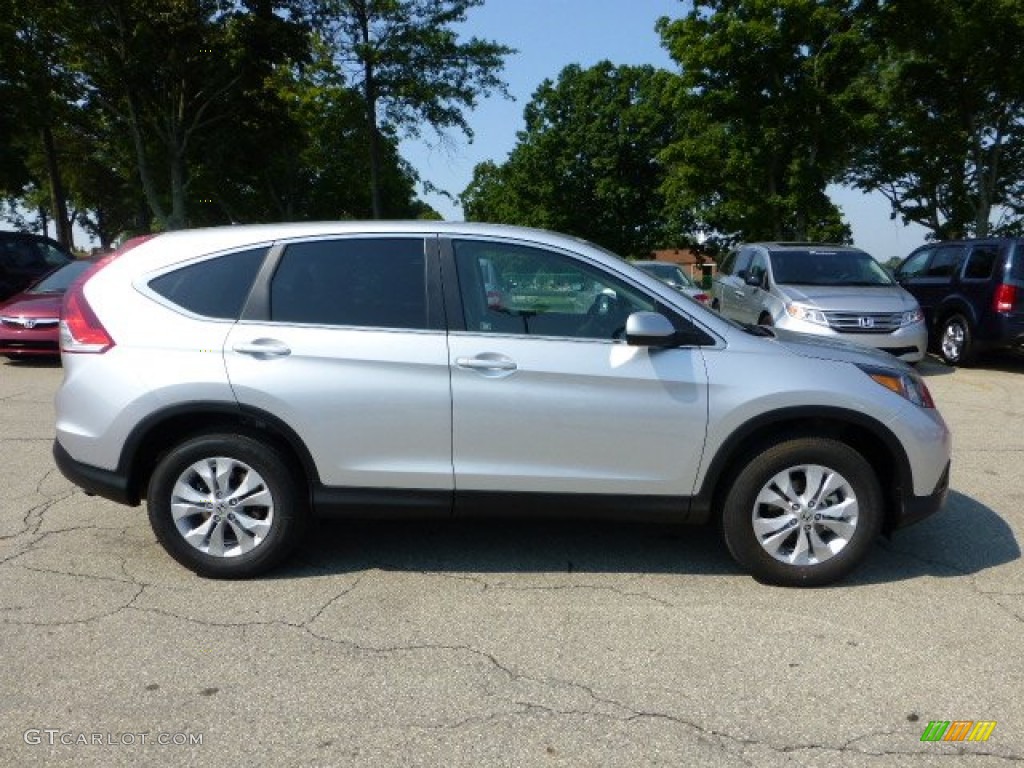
[0,259,94,359]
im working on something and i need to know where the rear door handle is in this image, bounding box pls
[232,339,291,358]
[455,355,517,372]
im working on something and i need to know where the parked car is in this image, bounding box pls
[0,258,94,359]
[894,238,1024,366]
[0,231,73,302]
[632,260,710,304]
[711,243,927,363]
[53,223,950,586]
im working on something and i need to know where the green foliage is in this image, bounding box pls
[462,62,681,258]
[847,0,1024,237]
[657,0,861,243]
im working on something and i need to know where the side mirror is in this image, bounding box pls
[625,311,678,347]
[744,271,764,287]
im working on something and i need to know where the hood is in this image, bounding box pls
[0,292,62,319]
[778,283,915,312]
[768,327,913,371]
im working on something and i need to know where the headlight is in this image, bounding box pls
[901,308,923,326]
[857,365,935,408]
[785,303,829,326]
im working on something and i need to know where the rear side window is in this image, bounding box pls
[270,238,426,329]
[149,248,266,319]
[962,245,1001,280]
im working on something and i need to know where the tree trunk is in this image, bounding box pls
[356,2,383,219]
[40,125,72,248]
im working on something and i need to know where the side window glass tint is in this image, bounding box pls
[734,248,754,277]
[925,246,965,278]
[719,251,737,275]
[897,249,931,279]
[41,244,70,266]
[962,245,1000,280]
[749,252,767,283]
[270,238,426,329]
[149,248,265,319]
[453,240,654,341]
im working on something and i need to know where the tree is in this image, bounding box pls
[318,0,513,217]
[847,0,1024,238]
[0,0,80,245]
[462,62,681,257]
[657,1,864,243]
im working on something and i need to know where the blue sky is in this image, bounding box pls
[401,0,929,261]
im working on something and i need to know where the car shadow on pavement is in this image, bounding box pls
[849,489,1020,586]
[2,357,61,368]
[285,518,737,579]
[276,489,1018,585]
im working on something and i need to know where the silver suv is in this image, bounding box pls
[53,223,951,586]
[712,243,928,362]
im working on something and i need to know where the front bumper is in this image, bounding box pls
[892,460,950,530]
[776,316,928,362]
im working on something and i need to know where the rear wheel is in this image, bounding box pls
[939,313,975,366]
[146,433,308,578]
[758,312,773,326]
[721,438,882,587]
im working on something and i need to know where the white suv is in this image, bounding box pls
[54,223,951,586]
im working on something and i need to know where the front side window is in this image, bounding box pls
[270,238,427,329]
[924,245,966,278]
[453,240,654,341]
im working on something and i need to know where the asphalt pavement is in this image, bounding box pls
[1,354,1021,767]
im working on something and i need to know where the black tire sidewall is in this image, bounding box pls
[147,433,307,578]
[721,438,883,587]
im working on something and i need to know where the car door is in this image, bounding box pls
[443,236,710,501]
[717,247,755,322]
[223,235,453,493]
[896,244,966,326]
[736,249,770,324]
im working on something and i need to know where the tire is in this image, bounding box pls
[758,312,773,326]
[146,432,308,578]
[938,313,975,366]
[720,438,883,587]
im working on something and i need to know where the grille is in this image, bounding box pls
[823,311,903,334]
[0,316,59,329]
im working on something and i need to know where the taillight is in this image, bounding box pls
[58,234,156,354]
[60,281,114,353]
[693,292,710,305]
[993,283,1017,313]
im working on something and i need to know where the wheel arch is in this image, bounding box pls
[690,406,912,534]
[117,402,319,506]
[933,296,978,333]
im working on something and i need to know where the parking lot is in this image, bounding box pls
[1,355,1021,767]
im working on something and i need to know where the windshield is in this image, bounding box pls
[636,263,695,286]
[769,249,893,286]
[28,260,93,294]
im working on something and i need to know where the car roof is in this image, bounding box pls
[0,230,67,248]
[744,242,867,253]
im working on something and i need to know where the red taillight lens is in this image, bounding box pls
[693,292,710,305]
[993,283,1017,313]
[60,281,114,353]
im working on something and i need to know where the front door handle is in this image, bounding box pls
[455,354,517,374]
[232,339,292,359]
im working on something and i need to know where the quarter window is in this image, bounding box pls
[453,240,654,341]
[270,238,427,329]
[149,248,266,319]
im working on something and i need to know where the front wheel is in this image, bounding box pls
[939,314,975,366]
[147,432,308,578]
[721,438,882,587]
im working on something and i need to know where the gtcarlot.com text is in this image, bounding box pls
[24,729,203,747]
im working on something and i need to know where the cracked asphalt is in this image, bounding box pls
[1,356,1022,767]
